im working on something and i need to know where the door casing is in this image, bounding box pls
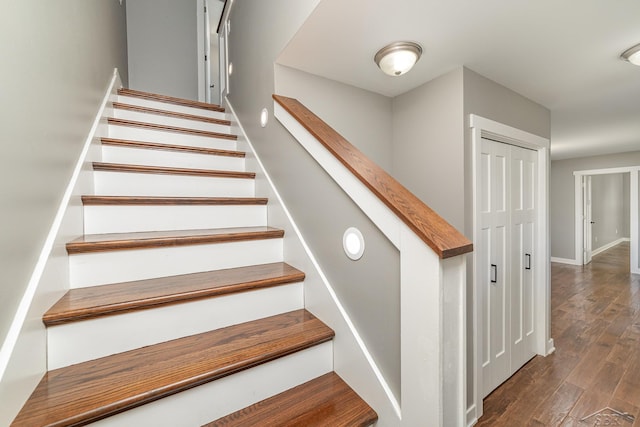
[470,115,552,424]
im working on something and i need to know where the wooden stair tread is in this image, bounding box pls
[93,162,255,179]
[101,138,245,157]
[43,263,305,325]
[118,88,225,112]
[204,372,377,427]
[113,102,231,126]
[66,226,284,254]
[81,195,267,206]
[11,310,334,427]
[108,118,237,140]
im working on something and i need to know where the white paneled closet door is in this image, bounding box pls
[480,138,537,397]
[509,145,537,373]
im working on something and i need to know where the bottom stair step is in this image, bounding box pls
[11,310,333,427]
[205,372,378,427]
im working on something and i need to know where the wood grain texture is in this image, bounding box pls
[81,196,267,206]
[273,95,472,259]
[107,118,237,140]
[477,242,640,426]
[118,88,225,112]
[92,162,255,179]
[204,372,377,427]
[12,310,334,427]
[100,138,245,158]
[43,263,304,325]
[113,102,231,126]
[66,226,284,254]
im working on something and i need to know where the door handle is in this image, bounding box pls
[491,264,497,283]
[525,253,531,270]
[590,221,595,224]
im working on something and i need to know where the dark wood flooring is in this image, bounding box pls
[476,242,640,426]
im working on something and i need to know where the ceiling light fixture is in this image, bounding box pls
[374,41,423,76]
[621,43,640,66]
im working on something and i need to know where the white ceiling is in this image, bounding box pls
[277,0,640,160]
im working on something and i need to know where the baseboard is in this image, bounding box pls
[592,238,629,257]
[467,404,478,426]
[0,68,121,426]
[550,257,581,265]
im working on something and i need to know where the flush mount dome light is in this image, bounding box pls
[374,41,423,76]
[621,43,640,66]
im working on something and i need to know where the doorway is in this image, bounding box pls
[574,167,640,275]
[470,114,552,423]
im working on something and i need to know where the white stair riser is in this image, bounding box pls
[113,109,231,134]
[69,239,283,287]
[101,145,245,171]
[116,95,227,121]
[87,342,333,427]
[108,124,237,151]
[94,171,255,197]
[84,205,267,234]
[48,282,303,369]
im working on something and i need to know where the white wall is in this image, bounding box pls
[127,0,199,100]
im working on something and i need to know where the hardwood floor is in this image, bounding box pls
[476,242,640,426]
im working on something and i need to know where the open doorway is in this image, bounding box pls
[582,173,630,264]
[574,167,640,274]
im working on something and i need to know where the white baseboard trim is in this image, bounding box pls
[592,238,630,257]
[550,257,581,265]
[466,404,477,427]
[0,69,121,383]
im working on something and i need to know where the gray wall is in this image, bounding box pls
[275,65,393,171]
[0,0,128,356]
[127,0,198,100]
[591,174,629,250]
[391,68,465,231]
[392,66,550,408]
[550,151,640,260]
[228,0,401,404]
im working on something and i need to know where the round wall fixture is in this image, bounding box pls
[343,227,365,261]
[260,108,269,127]
[228,62,233,75]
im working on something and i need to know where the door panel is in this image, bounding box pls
[510,145,537,372]
[480,138,511,396]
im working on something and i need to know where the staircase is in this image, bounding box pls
[11,89,377,426]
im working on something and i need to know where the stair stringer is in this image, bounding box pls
[0,69,119,426]
[227,98,401,426]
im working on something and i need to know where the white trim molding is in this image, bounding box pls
[550,257,581,265]
[470,114,551,421]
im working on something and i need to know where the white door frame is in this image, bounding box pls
[470,115,553,423]
[574,167,640,274]
[196,0,206,102]
[582,176,593,264]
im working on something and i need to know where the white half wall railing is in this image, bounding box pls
[273,95,473,426]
